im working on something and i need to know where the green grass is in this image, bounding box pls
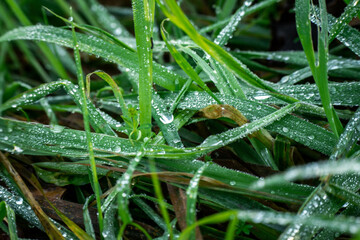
[0,0,360,239]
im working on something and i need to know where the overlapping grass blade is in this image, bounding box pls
[156,0,297,104]
[295,0,342,138]
[329,0,360,42]
[87,0,131,37]
[160,20,221,103]
[152,93,183,148]
[186,162,210,240]
[311,6,360,58]
[213,0,254,46]
[0,80,116,135]
[2,202,18,240]
[71,18,104,235]
[164,92,337,154]
[178,210,360,240]
[5,0,69,80]
[0,25,194,91]
[86,71,130,123]
[279,106,360,239]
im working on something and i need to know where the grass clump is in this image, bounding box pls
[0,0,360,239]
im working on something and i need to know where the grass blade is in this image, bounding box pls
[71,18,103,234]
[186,162,210,240]
[133,0,154,138]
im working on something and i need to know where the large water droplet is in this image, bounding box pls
[159,114,174,124]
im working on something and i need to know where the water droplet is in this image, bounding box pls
[16,197,23,205]
[282,127,289,133]
[159,114,174,124]
[50,125,65,133]
[229,181,236,186]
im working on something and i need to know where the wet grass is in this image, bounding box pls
[0,0,360,239]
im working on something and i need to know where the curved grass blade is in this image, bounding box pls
[186,162,210,240]
[160,20,221,104]
[71,19,104,234]
[214,0,254,46]
[178,210,360,240]
[0,152,65,240]
[152,93,183,148]
[43,7,134,52]
[329,0,360,43]
[83,196,96,239]
[0,25,195,92]
[0,202,18,240]
[87,0,131,37]
[1,80,116,136]
[86,71,130,122]
[5,0,69,80]
[156,0,297,104]
[279,107,360,239]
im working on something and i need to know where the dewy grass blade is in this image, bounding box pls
[83,196,96,239]
[214,0,254,46]
[152,93,183,148]
[0,25,194,91]
[0,80,116,136]
[0,153,65,240]
[179,46,233,96]
[70,18,104,234]
[117,152,144,238]
[132,0,154,138]
[329,0,360,43]
[86,71,130,124]
[156,0,298,104]
[149,158,174,239]
[87,0,131,38]
[279,107,360,239]
[178,210,360,240]
[186,162,210,240]
[4,203,18,240]
[5,0,69,80]
[160,20,221,104]
[251,158,360,190]
[199,103,300,149]
[43,7,134,52]
[295,0,343,138]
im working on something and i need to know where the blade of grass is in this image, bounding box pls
[329,0,360,43]
[279,106,360,239]
[149,157,173,239]
[5,0,69,80]
[133,0,154,138]
[178,210,360,240]
[160,20,221,104]
[70,17,103,235]
[186,162,210,240]
[86,71,130,124]
[295,0,343,138]
[0,152,65,240]
[0,25,196,91]
[156,0,297,104]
